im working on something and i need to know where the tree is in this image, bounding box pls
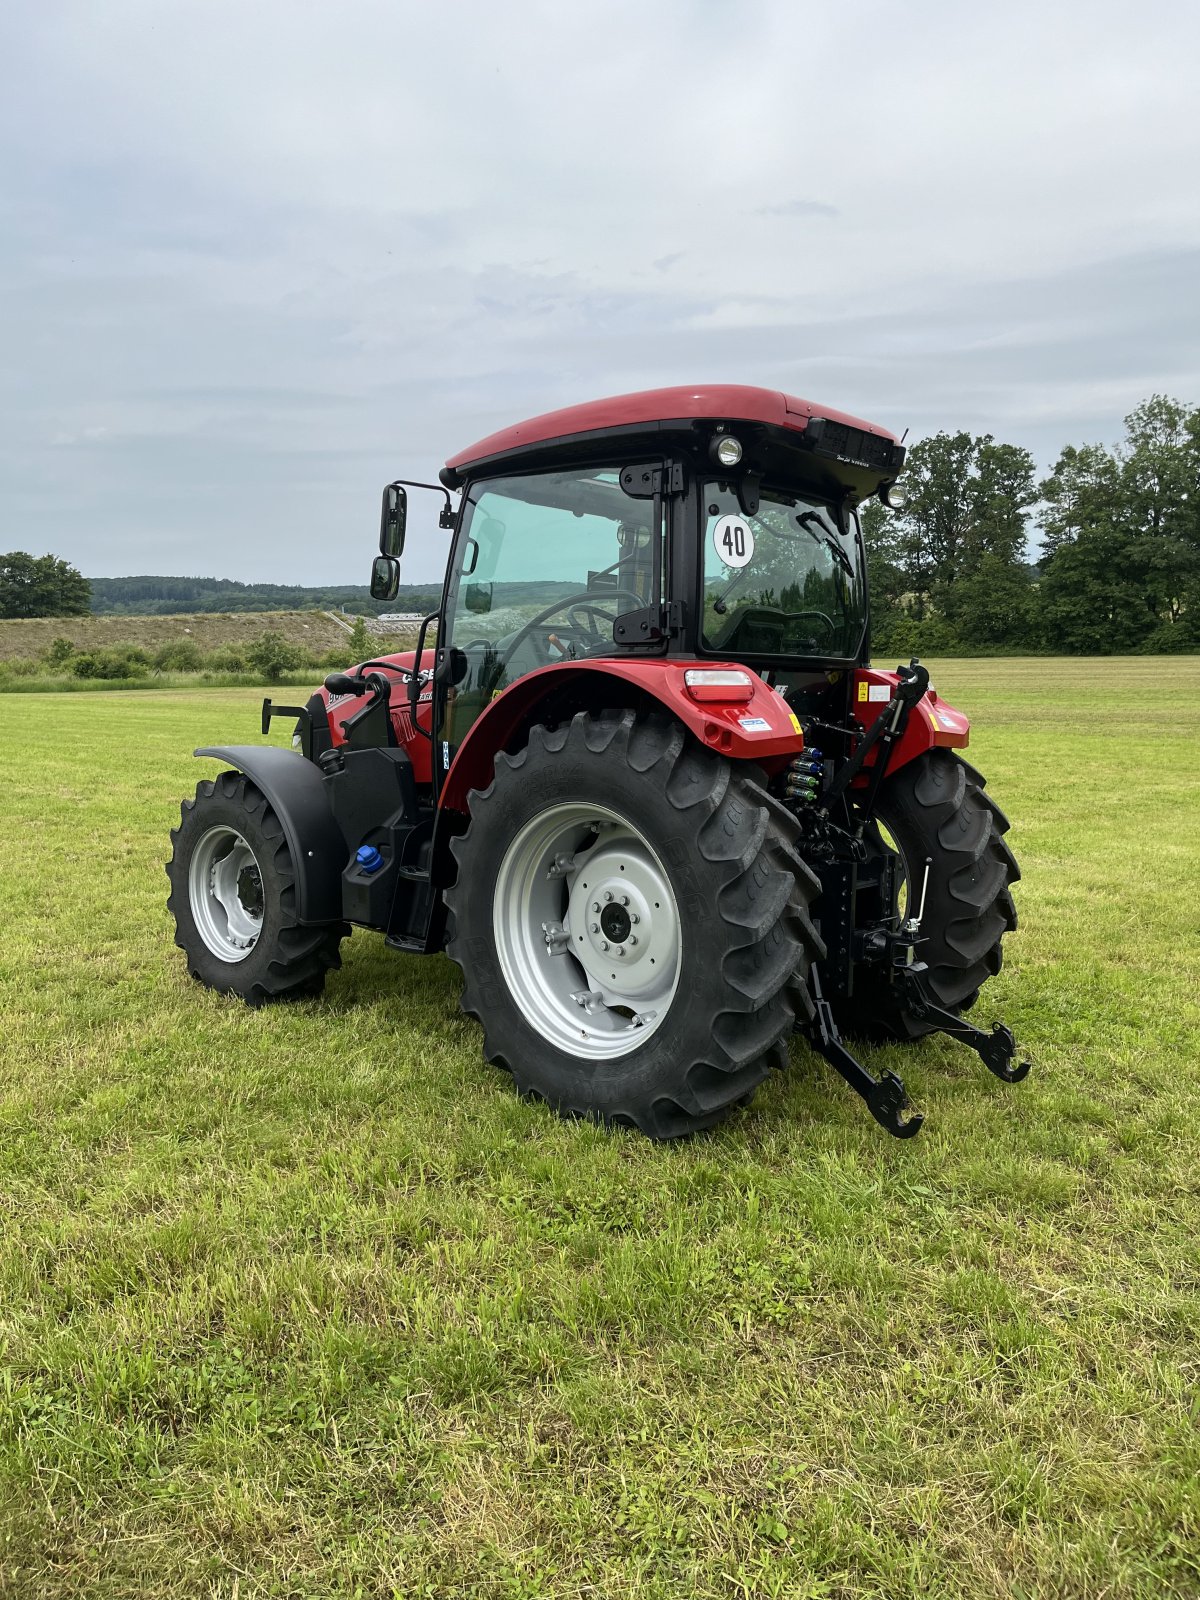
[347,615,372,660]
[1037,443,1122,556]
[1118,395,1200,545]
[1034,396,1200,651]
[0,552,90,618]
[246,631,305,683]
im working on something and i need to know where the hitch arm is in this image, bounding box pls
[897,968,1031,1083]
[820,659,930,815]
[805,971,925,1138]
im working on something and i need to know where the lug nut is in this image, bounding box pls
[620,894,629,906]
[600,940,609,952]
[603,890,613,903]
[630,913,640,925]
[591,901,600,913]
[589,922,599,933]
[616,947,625,957]
[629,936,638,947]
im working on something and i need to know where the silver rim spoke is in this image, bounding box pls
[493,802,681,1061]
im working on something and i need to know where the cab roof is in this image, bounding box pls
[443,384,901,485]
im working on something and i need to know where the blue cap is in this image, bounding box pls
[356,844,384,874]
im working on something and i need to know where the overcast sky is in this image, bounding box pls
[3,1,1198,585]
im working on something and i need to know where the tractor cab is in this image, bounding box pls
[170,385,1028,1141]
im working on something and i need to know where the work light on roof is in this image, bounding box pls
[712,434,743,468]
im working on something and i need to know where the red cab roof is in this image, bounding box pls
[445,384,898,475]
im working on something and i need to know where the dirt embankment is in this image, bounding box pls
[0,611,417,662]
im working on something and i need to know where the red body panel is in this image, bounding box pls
[437,659,805,814]
[446,384,901,475]
[319,650,437,784]
[850,667,970,774]
[313,656,967,808]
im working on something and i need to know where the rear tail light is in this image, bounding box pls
[684,669,755,704]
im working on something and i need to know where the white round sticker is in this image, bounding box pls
[712,513,754,570]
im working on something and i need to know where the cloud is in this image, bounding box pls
[1,0,1198,584]
[755,201,839,219]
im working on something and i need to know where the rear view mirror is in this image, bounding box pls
[380,485,407,557]
[370,555,401,601]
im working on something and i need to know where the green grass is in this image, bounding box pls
[1,659,1198,1598]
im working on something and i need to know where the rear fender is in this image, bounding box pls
[851,667,970,777]
[437,658,803,817]
[194,745,347,925]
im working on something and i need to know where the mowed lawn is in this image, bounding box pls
[0,659,1198,1599]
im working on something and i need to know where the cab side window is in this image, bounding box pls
[441,468,655,747]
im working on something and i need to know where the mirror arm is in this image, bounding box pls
[389,479,458,530]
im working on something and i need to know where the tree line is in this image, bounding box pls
[85,576,443,617]
[862,394,1199,656]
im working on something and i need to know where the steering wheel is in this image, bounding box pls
[496,588,644,672]
[710,605,838,652]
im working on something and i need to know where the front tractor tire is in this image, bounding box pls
[845,749,1020,1040]
[445,711,824,1139]
[167,771,347,1003]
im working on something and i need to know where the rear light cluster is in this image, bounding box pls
[684,669,755,704]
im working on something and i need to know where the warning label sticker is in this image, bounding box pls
[738,716,771,732]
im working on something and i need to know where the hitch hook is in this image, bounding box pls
[805,970,925,1138]
[899,968,1032,1084]
[975,1022,1032,1084]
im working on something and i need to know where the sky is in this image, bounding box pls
[2,1,1198,585]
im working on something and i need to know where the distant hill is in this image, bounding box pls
[88,576,443,617]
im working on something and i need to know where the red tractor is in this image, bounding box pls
[167,385,1027,1138]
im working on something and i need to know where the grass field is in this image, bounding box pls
[1,658,1198,1598]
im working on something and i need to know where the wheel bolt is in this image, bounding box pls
[600,940,609,952]
[603,891,613,903]
[589,922,599,934]
[629,936,638,946]
[616,947,625,958]
[620,894,629,906]
[591,901,600,913]
[630,913,640,925]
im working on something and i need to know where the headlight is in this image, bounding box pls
[710,434,743,468]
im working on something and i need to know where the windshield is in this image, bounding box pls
[701,482,866,659]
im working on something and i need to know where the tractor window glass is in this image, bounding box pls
[441,468,658,747]
[701,483,866,660]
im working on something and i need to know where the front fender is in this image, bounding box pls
[437,658,804,815]
[194,745,347,924]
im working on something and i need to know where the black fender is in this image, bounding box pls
[195,746,347,925]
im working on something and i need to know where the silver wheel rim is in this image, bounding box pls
[188,825,265,963]
[493,802,681,1061]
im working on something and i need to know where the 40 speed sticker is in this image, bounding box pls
[712,513,754,569]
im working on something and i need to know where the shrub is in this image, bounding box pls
[246,631,306,683]
[72,646,152,680]
[154,640,204,673]
[203,646,249,674]
[43,637,77,668]
[0,656,41,679]
[347,615,372,660]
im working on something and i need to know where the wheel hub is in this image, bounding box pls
[565,839,677,999]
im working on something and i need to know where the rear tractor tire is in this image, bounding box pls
[445,711,824,1139]
[841,748,1020,1041]
[167,771,347,1004]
